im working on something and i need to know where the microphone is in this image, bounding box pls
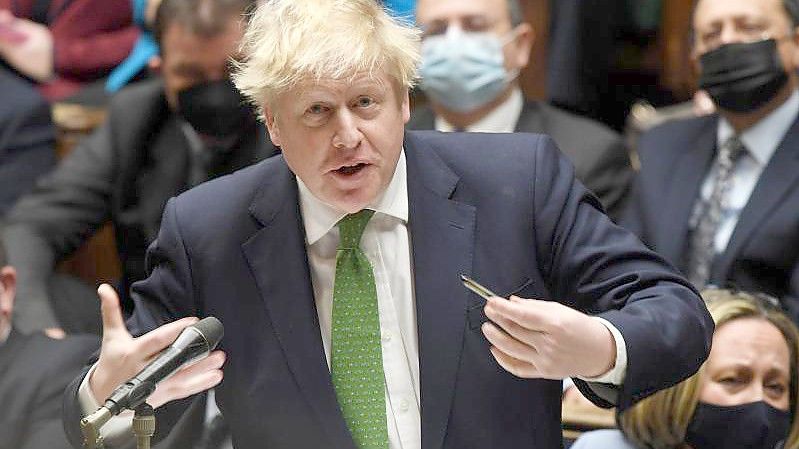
[102,316,225,415]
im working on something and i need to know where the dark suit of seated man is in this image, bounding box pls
[0,241,99,449]
[63,1,713,448]
[2,0,277,336]
[622,0,799,323]
[407,0,632,220]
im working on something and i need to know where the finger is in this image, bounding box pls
[135,316,200,357]
[489,346,541,378]
[484,304,544,344]
[148,351,226,408]
[98,284,130,339]
[482,322,539,362]
[486,296,553,332]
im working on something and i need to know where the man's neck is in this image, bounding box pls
[431,83,517,130]
[721,84,795,134]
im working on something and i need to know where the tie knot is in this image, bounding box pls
[721,136,747,162]
[337,209,374,249]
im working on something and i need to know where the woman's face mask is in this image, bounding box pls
[419,26,519,113]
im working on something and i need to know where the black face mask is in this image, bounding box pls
[176,79,256,149]
[685,401,791,449]
[698,39,789,113]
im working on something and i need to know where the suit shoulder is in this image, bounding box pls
[107,79,166,114]
[16,333,98,373]
[535,102,620,141]
[172,156,285,216]
[636,114,716,162]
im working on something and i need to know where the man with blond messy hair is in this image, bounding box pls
[64,1,712,448]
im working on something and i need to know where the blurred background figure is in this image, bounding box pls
[622,0,799,324]
[105,0,162,94]
[2,0,276,336]
[572,288,799,449]
[0,68,55,217]
[408,0,632,219]
[0,0,138,101]
[0,238,98,449]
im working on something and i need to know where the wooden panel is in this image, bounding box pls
[660,0,696,99]
[518,0,549,100]
[51,103,122,285]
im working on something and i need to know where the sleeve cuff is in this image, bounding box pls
[78,363,135,446]
[576,317,627,385]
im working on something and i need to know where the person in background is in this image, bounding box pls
[62,1,712,448]
[0,0,138,101]
[2,0,277,336]
[0,69,55,217]
[105,0,163,94]
[0,238,99,449]
[408,0,632,219]
[572,288,799,449]
[622,0,799,323]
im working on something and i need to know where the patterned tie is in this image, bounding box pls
[686,136,747,288]
[331,210,389,449]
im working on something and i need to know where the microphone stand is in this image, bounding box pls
[80,404,156,449]
[132,404,155,449]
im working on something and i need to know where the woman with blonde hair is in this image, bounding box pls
[573,289,799,449]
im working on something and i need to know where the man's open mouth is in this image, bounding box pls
[335,163,368,175]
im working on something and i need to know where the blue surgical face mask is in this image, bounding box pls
[419,26,518,113]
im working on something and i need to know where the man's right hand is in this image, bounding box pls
[89,284,225,409]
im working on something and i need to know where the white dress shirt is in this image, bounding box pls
[699,90,799,253]
[435,88,524,133]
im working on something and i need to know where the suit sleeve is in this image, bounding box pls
[531,136,713,410]
[4,122,116,332]
[62,198,198,448]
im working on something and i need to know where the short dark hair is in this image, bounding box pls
[153,0,256,48]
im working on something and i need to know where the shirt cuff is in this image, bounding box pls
[78,363,135,446]
[576,317,627,385]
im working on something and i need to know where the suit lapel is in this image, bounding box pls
[241,160,355,449]
[404,134,476,449]
[657,117,718,265]
[713,117,799,280]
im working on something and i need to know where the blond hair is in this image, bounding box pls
[620,289,799,449]
[233,0,421,115]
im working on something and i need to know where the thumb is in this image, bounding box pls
[98,283,130,340]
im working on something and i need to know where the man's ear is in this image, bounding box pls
[263,105,282,147]
[148,55,162,75]
[508,23,534,70]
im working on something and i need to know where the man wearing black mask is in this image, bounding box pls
[2,0,277,335]
[623,0,799,323]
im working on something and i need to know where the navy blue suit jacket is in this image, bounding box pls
[623,115,799,322]
[65,131,712,449]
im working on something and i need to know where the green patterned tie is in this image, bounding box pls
[331,210,389,449]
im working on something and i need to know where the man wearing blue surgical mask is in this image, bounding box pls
[409,0,632,219]
[623,0,799,324]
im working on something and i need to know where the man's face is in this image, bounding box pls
[416,0,530,73]
[263,72,410,213]
[693,0,799,80]
[159,18,244,107]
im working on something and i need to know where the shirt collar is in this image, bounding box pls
[435,87,524,133]
[717,90,799,166]
[0,323,10,346]
[297,149,409,245]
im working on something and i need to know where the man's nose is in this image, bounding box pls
[332,110,363,150]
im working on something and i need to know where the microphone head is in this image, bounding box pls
[192,316,224,350]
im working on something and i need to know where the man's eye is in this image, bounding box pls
[308,104,327,114]
[356,97,374,108]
